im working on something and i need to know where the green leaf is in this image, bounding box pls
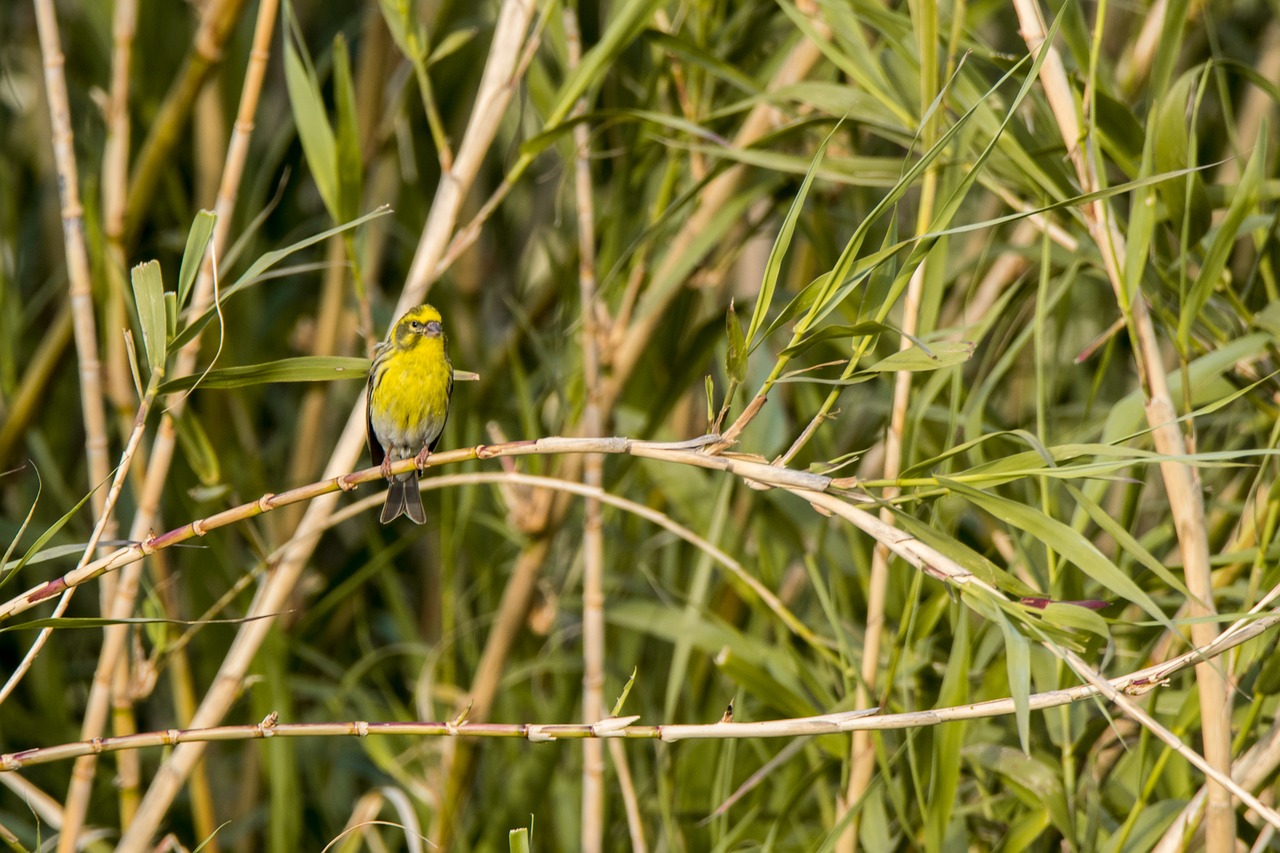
[2,474,105,594]
[1177,120,1266,350]
[945,480,1174,631]
[1062,482,1197,603]
[962,591,1031,755]
[5,541,161,574]
[509,827,531,853]
[965,744,1072,839]
[159,356,371,394]
[170,208,390,353]
[284,28,338,220]
[177,210,217,309]
[771,372,875,387]
[1147,0,1192,100]
[164,292,178,340]
[1092,88,1146,178]
[333,33,362,223]
[610,667,638,717]
[131,260,167,373]
[725,301,747,384]
[743,125,836,350]
[927,604,969,850]
[999,609,1032,754]
[174,408,222,486]
[1123,121,1158,307]
[863,340,974,373]
[427,27,478,65]
[893,513,1041,599]
[0,476,41,593]
[1040,602,1111,643]
[1101,333,1270,446]
[1153,69,1211,245]
[642,30,759,95]
[778,321,892,358]
[377,0,422,62]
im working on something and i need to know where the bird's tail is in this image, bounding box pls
[381,471,426,524]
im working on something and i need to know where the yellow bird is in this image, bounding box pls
[366,304,453,524]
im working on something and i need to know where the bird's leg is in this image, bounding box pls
[380,456,394,480]
[414,447,431,473]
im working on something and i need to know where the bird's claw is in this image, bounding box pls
[380,457,394,480]
[414,447,431,473]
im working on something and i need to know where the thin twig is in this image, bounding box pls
[0,439,839,635]
[7,601,1280,771]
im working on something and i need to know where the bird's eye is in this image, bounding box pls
[410,321,423,331]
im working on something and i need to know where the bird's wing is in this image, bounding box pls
[366,364,385,468]
[429,357,455,454]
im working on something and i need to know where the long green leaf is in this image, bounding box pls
[159,356,371,394]
[177,210,217,309]
[2,475,106,595]
[1177,121,1266,349]
[284,26,338,219]
[743,126,836,349]
[0,476,41,593]
[333,33,362,224]
[1153,69,1211,246]
[945,479,1173,631]
[170,208,390,353]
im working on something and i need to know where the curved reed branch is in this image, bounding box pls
[0,434,830,623]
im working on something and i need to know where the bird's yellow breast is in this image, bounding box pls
[369,333,452,454]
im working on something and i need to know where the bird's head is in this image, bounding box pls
[389,304,445,350]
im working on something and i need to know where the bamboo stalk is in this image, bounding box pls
[19,381,157,853]
[98,0,142,830]
[1012,1,1234,846]
[31,4,115,844]
[31,0,112,525]
[57,0,282,846]
[565,4,607,849]
[0,436,828,623]
[436,535,553,849]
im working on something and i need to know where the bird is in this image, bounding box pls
[366,304,453,524]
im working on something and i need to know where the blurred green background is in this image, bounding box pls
[3,0,1280,850]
